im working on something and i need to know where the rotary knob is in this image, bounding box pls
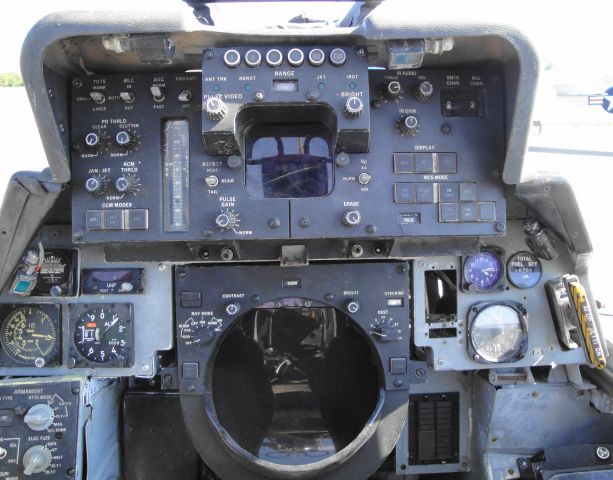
[24,404,55,431]
[342,209,362,227]
[414,81,434,102]
[343,96,364,119]
[396,115,419,136]
[385,81,402,100]
[85,176,109,195]
[215,211,239,230]
[115,175,141,194]
[115,130,136,148]
[204,97,227,121]
[22,445,52,476]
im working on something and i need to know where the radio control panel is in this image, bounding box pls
[70,47,505,243]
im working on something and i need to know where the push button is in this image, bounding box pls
[439,203,459,222]
[414,153,434,173]
[180,291,202,308]
[393,153,414,173]
[394,183,414,203]
[390,357,407,375]
[439,184,458,202]
[85,210,103,230]
[182,362,199,380]
[459,183,477,202]
[415,184,435,203]
[478,202,497,222]
[102,210,124,230]
[437,153,457,173]
[460,203,478,222]
[127,209,149,230]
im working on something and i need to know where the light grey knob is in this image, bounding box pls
[24,404,55,431]
[22,445,52,475]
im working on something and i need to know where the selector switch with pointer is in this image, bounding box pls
[115,175,141,194]
[385,81,402,100]
[343,209,362,227]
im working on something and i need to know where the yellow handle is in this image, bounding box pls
[568,280,606,369]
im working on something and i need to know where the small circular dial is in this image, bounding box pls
[507,251,542,289]
[1,307,58,366]
[74,306,130,364]
[34,251,71,296]
[469,303,527,363]
[463,251,504,292]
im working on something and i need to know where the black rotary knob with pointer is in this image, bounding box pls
[396,115,419,136]
[343,96,364,118]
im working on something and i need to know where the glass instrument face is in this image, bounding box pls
[507,251,542,289]
[74,306,130,364]
[463,251,503,291]
[1,306,59,366]
[469,304,526,363]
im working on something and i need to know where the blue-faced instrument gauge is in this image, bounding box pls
[162,119,190,232]
[507,251,542,289]
[463,250,504,292]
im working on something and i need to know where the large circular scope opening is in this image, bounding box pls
[211,306,381,466]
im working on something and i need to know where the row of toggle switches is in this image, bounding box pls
[88,87,193,104]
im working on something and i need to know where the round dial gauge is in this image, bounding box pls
[469,303,527,363]
[34,251,71,295]
[463,251,504,292]
[507,251,542,289]
[1,307,58,366]
[74,306,130,364]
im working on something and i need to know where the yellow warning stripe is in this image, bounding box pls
[568,281,606,369]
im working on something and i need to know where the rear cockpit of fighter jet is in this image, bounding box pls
[0,1,611,479]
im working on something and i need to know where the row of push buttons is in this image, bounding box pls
[393,152,457,174]
[86,209,149,231]
[223,48,346,69]
[439,202,497,223]
[394,182,477,204]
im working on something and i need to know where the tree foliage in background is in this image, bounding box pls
[0,73,23,87]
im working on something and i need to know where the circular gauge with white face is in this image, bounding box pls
[468,302,527,363]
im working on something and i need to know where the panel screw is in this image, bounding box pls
[371,99,381,109]
[335,152,350,167]
[220,247,234,261]
[204,49,214,60]
[202,227,214,239]
[254,91,265,102]
[415,368,425,377]
[163,374,173,384]
[66,467,75,476]
[495,222,506,232]
[47,89,54,98]
[251,294,261,303]
[356,47,366,57]
[596,446,610,460]
[72,387,80,395]
[306,89,319,101]
[158,264,167,271]
[268,217,281,229]
[199,248,210,259]
[325,293,334,302]
[299,217,310,228]
[73,230,83,241]
[72,79,82,88]
[441,123,452,134]
[66,357,76,369]
[186,385,195,392]
[366,224,377,234]
[227,155,242,169]
[518,459,529,470]
[393,379,403,387]
[397,264,407,274]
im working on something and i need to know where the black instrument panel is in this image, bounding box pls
[70,46,506,243]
